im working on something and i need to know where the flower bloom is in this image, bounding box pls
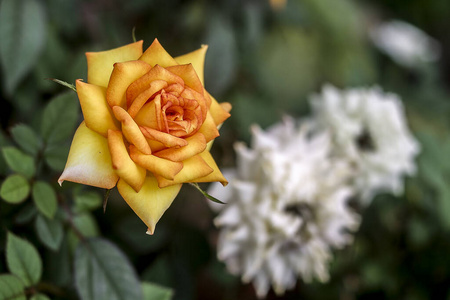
[369,20,441,68]
[209,118,360,297]
[310,84,420,203]
[59,39,231,233]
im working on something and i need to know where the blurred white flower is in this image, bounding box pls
[369,20,441,68]
[310,85,420,203]
[209,118,360,298]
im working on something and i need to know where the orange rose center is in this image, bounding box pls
[145,83,205,138]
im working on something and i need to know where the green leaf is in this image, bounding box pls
[43,144,70,171]
[35,214,63,251]
[74,191,102,213]
[67,212,100,251]
[32,181,57,219]
[142,282,173,300]
[0,274,26,300]
[72,213,99,236]
[2,147,36,179]
[30,293,51,300]
[0,0,46,94]
[74,238,143,300]
[0,174,30,204]
[6,232,43,287]
[41,92,80,145]
[10,124,42,156]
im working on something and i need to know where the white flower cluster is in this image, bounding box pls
[310,85,420,203]
[209,118,360,297]
[210,85,419,297]
[369,20,441,68]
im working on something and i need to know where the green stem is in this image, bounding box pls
[103,189,111,213]
[132,26,137,43]
[189,182,226,204]
[47,78,77,92]
[35,282,66,297]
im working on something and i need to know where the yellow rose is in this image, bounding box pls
[58,39,231,234]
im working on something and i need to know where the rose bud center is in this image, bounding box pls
[155,86,203,137]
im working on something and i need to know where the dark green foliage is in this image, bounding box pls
[6,232,42,287]
[74,238,143,300]
[0,0,46,94]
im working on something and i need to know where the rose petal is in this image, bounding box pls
[76,80,119,137]
[155,154,213,188]
[206,99,232,152]
[154,133,206,162]
[112,106,151,155]
[166,64,204,95]
[147,140,165,153]
[174,45,208,86]
[164,83,184,95]
[188,150,228,186]
[203,89,212,108]
[117,174,182,234]
[127,80,168,118]
[58,122,119,189]
[180,87,207,124]
[197,112,220,143]
[129,145,183,180]
[86,40,143,87]
[133,99,160,130]
[208,92,231,126]
[139,38,178,67]
[140,126,188,148]
[107,129,146,192]
[221,102,233,114]
[126,64,184,105]
[106,60,152,109]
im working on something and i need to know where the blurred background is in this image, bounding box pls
[1,0,450,299]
